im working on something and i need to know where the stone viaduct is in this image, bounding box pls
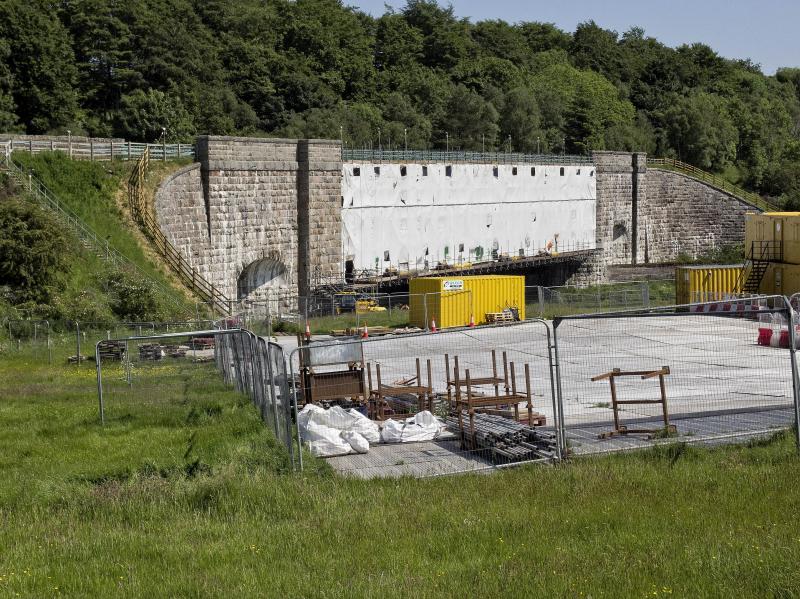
[153,136,758,301]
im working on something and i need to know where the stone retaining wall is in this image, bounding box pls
[155,136,342,301]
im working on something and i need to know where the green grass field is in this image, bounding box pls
[2,342,800,597]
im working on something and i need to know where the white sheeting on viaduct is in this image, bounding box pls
[341,162,596,273]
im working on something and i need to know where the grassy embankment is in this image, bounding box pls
[4,152,194,323]
[1,344,799,596]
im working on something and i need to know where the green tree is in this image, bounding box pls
[0,0,80,132]
[439,84,499,150]
[664,92,738,170]
[0,40,20,132]
[58,0,141,135]
[499,87,541,152]
[114,89,196,142]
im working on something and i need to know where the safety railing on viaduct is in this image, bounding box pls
[647,157,779,212]
[342,148,593,165]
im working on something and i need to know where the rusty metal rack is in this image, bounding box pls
[445,350,508,409]
[298,338,368,407]
[367,358,433,420]
[456,361,536,437]
[590,366,675,439]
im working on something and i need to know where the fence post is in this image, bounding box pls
[90,139,94,161]
[127,142,131,160]
[551,320,567,456]
[538,286,545,318]
[163,138,167,162]
[96,343,105,425]
[787,298,800,450]
[76,322,81,366]
[110,141,114,161]
[642,282,651,308]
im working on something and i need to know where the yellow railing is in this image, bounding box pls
[647,157,778,212]
[127,150,231,315]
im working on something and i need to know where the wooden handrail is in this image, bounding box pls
[127,150,231,315]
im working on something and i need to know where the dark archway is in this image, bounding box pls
[237,257,288,301]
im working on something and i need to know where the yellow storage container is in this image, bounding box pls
[745,212,800,264]
[409,275,525,329]
[675,265,743,304]
[765,263,800,296]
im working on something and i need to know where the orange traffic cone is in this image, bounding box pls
[361,323,369,339]
[430,319,437,333]
[468,314,476,328]
[304,321,311,340]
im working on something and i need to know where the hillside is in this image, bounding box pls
[1,1,799,205]
[0,153,194,323]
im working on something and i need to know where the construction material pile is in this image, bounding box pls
[189,337,214,349]
[163,344,188,358]
[138,344,189,360]
[448,413,557,462]
[138,344,165,360]
[97,341,125,361]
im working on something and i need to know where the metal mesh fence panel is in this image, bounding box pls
[96,329,298,469]
[289,320,559,478]
[552,296,797,456]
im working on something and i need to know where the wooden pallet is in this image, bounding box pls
[485,311,515,323]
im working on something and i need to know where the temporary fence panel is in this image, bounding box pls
[675,265,743,304]
[552,296,798,457]
[533,280,676,319]
[94,328,299,470]
[288,320,559,478]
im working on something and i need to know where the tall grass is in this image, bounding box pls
[1,344,799,596]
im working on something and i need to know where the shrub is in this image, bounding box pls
[0,192,70,303]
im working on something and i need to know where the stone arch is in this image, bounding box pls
[237,257,288,302]
[611,222,629,260]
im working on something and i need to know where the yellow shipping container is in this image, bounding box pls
[745,212,800,265]
[764,263,800,296]
[675,265,743,304]
[409,275,525,329]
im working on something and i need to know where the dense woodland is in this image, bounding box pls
[1,0,800,203]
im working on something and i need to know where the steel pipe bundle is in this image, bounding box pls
[447,412,557,461]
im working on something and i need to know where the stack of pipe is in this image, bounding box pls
[447,413,557,461]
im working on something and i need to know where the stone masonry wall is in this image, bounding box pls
[593,151,751,265]
[297,140,343,296]
[154,164,210,275]
[641,170,751,262]
[155,136,342,301]
[594,151,641,264]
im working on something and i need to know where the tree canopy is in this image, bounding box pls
[2,0,800,202]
